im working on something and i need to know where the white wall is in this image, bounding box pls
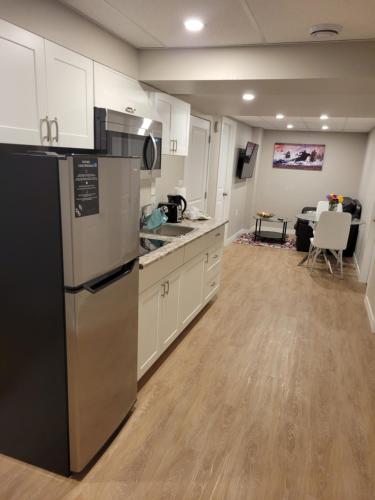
[355,129,375,281]
[0,0,138,78]
[227,121,258,238]
[254,130,367,224]
[140,155,185,210]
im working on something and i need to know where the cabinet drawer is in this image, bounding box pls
[184,233,211,262]
[206,245,223,271]
[139,247,184,293]
[208,225,225,247]
[204,268,221,303]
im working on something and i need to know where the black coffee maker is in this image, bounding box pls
[158,195,187,223]
[167,194,187,222]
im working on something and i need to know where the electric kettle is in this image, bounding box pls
[167,194,187,222]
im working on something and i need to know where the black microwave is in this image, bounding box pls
[94,107,162,178]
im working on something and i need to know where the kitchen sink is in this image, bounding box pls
[141,224,195,238]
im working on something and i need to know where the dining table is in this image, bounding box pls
[295,212,364,266]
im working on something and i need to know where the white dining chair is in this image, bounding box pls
[308,211,351,278]
[316,200,329,220]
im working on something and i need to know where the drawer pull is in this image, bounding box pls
[210,281,216,287]
[213,254,219,259]
[215,232,220,237]
[125,106,136,113]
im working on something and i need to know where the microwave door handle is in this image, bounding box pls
[149,132,158,170]
[142,135,152,170]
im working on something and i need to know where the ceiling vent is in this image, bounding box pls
[309,24,343,40]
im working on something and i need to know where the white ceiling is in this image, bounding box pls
[61,0,375,48]
[235,116,375,132]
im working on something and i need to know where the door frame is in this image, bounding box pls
[184,114,211,212]
[216,117,237,242]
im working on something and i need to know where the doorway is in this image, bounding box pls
[215,117,237,240]
[184,115,210,211]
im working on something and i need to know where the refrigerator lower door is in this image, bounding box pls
[65,259,138,472]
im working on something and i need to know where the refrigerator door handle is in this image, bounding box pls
[83,259,137,294]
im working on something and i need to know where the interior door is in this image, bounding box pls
[0,19,47,145]
[184,116,210,211]
[216,118,237,231]
[45,40,94,148]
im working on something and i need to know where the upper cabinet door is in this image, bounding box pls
[94,63,151,118]
[170,99,191,156]
[0,19,47,146]
[45,41,94,149]
[154,93,191,156]
[154,93,173,155]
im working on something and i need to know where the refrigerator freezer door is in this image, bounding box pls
[60,156,140,288]
[65,260,138,472]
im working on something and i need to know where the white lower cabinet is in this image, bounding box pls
[179,253,206,330]
[138,281,162,379]
[138,225,225,380]
[159,268,181,354]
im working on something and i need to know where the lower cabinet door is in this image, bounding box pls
[159,268,181,353]
[138,281,163,379]
[179,253,205,329]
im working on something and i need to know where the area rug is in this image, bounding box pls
[235,232,296,250]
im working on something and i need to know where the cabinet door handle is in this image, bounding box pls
[174,139,178,152]
[215,232,220,237]
[210,281,216,287]
[170,139,174,152]
[205,252,209,263]
[161,283,166,297]
[166,280,170,294]
[125,106,136,114]
[50,117,59,143]
[40,116,51,143]
[213,254,219,259]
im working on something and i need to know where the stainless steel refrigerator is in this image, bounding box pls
[0,151,140,475]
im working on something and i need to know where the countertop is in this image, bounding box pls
[139,218,229,269]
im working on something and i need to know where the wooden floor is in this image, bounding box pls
[2,244,375,500]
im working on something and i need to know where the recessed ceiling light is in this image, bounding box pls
[242,93,255,101]
[287,124,294,129]
[184,18,204,32]
[320,114,329,120]
[322,125,329,130]
[276,113,285,119]
[310,23,343,40]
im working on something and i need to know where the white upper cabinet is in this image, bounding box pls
[154,93,191,156]
[94,62,152,119]
[45,41,94,149]
[0,20,93,148]
[0,19,47,146]
[170,99,190,156]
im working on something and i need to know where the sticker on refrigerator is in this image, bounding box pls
[73,158,99,217]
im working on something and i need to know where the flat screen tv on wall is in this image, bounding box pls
[237,141,259,179]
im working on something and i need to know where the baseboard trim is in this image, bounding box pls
[364,295,375,333]
[225,228,250,246]
[353,252,362,281]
